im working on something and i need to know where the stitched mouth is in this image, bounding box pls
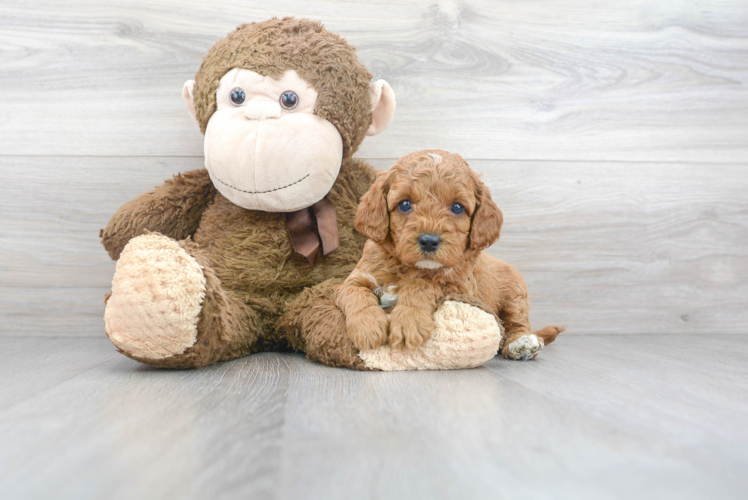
[212,173,310,194]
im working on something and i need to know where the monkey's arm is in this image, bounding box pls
[100,169,217,260]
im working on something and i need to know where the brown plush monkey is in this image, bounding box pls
[100,18,502,370]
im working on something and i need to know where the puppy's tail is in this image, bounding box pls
[534,326,565,346]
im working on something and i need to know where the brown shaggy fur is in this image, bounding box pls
[99,169,217,261]
[193,18,373,158]
[335,150,564,354]
[101,19,380,369]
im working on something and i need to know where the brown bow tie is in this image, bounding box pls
[284,197,339,266]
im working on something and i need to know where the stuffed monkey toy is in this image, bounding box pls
[101,18,503,370]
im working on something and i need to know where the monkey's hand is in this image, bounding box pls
[388,305,435,351]
[346,305,390,351]
[100,169,216,260]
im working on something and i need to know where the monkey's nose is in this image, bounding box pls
[418,233,441,253]
[244,100,282,120]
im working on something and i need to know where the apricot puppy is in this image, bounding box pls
[335,149,563,359]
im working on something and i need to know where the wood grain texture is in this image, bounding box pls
[0,337,119,411]
[2,156,746,336]
[1,3,746,497]
[0,335,746,499]
[0,1,746,161]
[0,337,291,500]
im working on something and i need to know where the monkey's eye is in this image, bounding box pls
[451,203,465,215]
[280,90,299,110]
[398,200,412,213]
[230,87,246,106]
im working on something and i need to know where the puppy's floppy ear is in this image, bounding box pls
[355,170,391,242]
[469,178,503,250]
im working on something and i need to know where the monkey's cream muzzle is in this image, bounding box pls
[243,99,282,120]
[205,108,342,212]
[199,68,343,212]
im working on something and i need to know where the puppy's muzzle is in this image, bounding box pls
[418,233,441,254]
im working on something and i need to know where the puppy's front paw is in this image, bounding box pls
[346,306,389,351]
[503,334,544,361]
[389,306,435,351]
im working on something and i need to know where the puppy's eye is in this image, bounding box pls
[398,200,412,213]
[451,203,465,215]
[280,90,299,110]
[230,87,246,106]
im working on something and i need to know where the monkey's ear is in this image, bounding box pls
[354,170,391,242]
[469,180,503,251]
[366,80,396,136]
[182,80,197,121]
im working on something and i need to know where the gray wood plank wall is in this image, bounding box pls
[1,1,747,336]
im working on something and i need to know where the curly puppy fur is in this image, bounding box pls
[334,150,564,354]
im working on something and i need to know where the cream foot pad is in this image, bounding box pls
[503,334,544,361]
[358,301,502,371]
[105,234,206,360]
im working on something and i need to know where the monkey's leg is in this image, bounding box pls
[104,233,262,369]
[278,282,502,371]
[279,279,368,369]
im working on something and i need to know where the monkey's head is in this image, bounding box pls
[182,18,396,212]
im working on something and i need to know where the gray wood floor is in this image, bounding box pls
[1,335,746,500]
[1,2,747,499]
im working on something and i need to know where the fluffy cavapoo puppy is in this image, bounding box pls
[335,149,563,361]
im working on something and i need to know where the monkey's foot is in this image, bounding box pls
[104,234,206,360]
[357,301,502,371]
[502,334,544,361]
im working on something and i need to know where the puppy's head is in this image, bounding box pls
[355,150,503,270]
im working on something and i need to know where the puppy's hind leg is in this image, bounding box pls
[498,274,563,361]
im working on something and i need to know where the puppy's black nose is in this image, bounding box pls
[418,233,441,253]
